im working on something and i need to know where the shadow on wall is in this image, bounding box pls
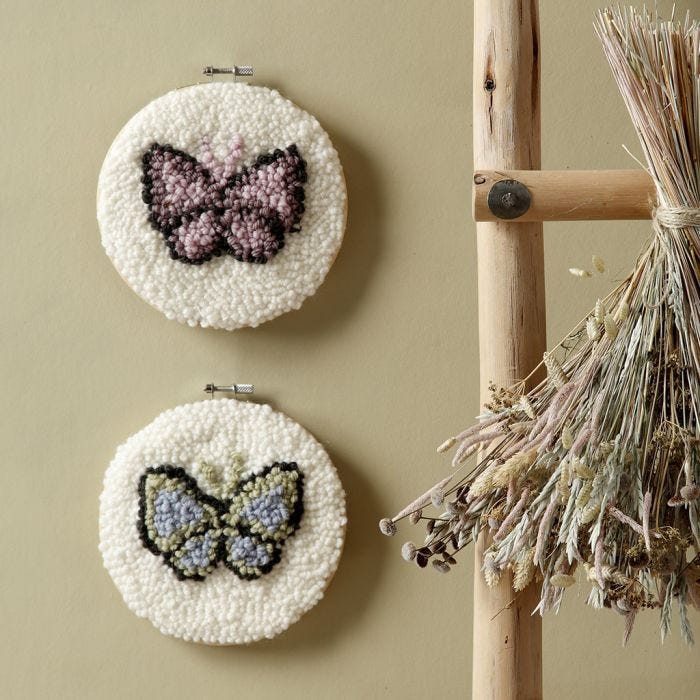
[189,443,388,659]
[197,127,385,345]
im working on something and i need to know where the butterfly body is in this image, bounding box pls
[141,140,307,265]
[138,462,303,581]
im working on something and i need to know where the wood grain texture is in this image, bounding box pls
[473,169,656,222]
[473,2,545,698]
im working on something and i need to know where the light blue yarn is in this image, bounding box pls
[154,488,204,537]
[229,535,270,567]
[242,485,289,533]
[180,532,217,569]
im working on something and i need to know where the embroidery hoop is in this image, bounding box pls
[97,75,347,330]
[99,395,346,644]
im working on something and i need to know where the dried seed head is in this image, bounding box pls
[519,395,536,420]
[561,425,574,450]
[550,573,576,588]
[469,463,499,499]
[615,301,630,322]
[576,479,593,509]
[415,552,428,568]
[604,314,619,339]
[543,352,568,388]
[569,267,592,278]
[595,298,606,323]
[592,255,606,273]
[680,484,700,501]
[557,461,571,501]
[580,500,601,524]
[491,449,538,488]
[572,457,595,479]
[379,518,397,536]
[431,540,447,555]
[483,552,502,587]
[431,487,445,507]
[433,559,451,574]
[401,542,417,561]
[453,442,480,465]
[409,509,422,525]
[437,437,456,453]
[513,547,536,592]
[586,316,601,341]
[426,519,435,534]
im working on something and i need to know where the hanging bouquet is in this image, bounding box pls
[380,7,700,644]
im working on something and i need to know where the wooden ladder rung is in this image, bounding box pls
[473,169,655,222]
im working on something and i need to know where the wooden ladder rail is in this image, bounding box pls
[471,2,655,699]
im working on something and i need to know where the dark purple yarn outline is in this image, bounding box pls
[140,143,307,265]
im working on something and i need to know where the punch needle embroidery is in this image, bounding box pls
[97,81,346,330]
[141,137,307,265]
[100,399,346,643]
[138,462,304,581]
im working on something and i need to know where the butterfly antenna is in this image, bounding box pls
[221,453,246,499]
[199,461,221,489]
[223,134,245,181]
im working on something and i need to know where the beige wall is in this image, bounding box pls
[2,0,698,697]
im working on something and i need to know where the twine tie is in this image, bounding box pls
[653,206,700,229]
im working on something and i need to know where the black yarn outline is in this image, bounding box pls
[137,462,304,582]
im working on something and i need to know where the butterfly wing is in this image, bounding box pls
[222,462,304,579]
[162,210,227,264]
[223,209,286,265]
[141,144,226,264]
[222,145,307,264]
[138,465,224,581]
[223,533,282,581]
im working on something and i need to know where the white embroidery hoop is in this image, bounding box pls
[99,399,346,644]
[97,82,346,330]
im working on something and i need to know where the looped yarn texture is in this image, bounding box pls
[99,399,346,644]
[97,82,346,330]
[653,205,700,229]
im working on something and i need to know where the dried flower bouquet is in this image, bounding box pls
[381,6,700,644]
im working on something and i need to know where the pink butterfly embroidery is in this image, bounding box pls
[141,136,306,264]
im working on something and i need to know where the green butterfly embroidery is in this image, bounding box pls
[138,463,303,581]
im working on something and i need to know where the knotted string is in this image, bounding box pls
[653,206,700,229]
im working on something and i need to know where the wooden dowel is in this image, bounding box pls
[474,169,656,222]
[473,2,544,699]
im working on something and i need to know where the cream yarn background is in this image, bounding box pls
[2,1,698,698]
[97,83,346,329]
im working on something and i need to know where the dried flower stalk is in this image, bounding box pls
[380,7,700,645]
